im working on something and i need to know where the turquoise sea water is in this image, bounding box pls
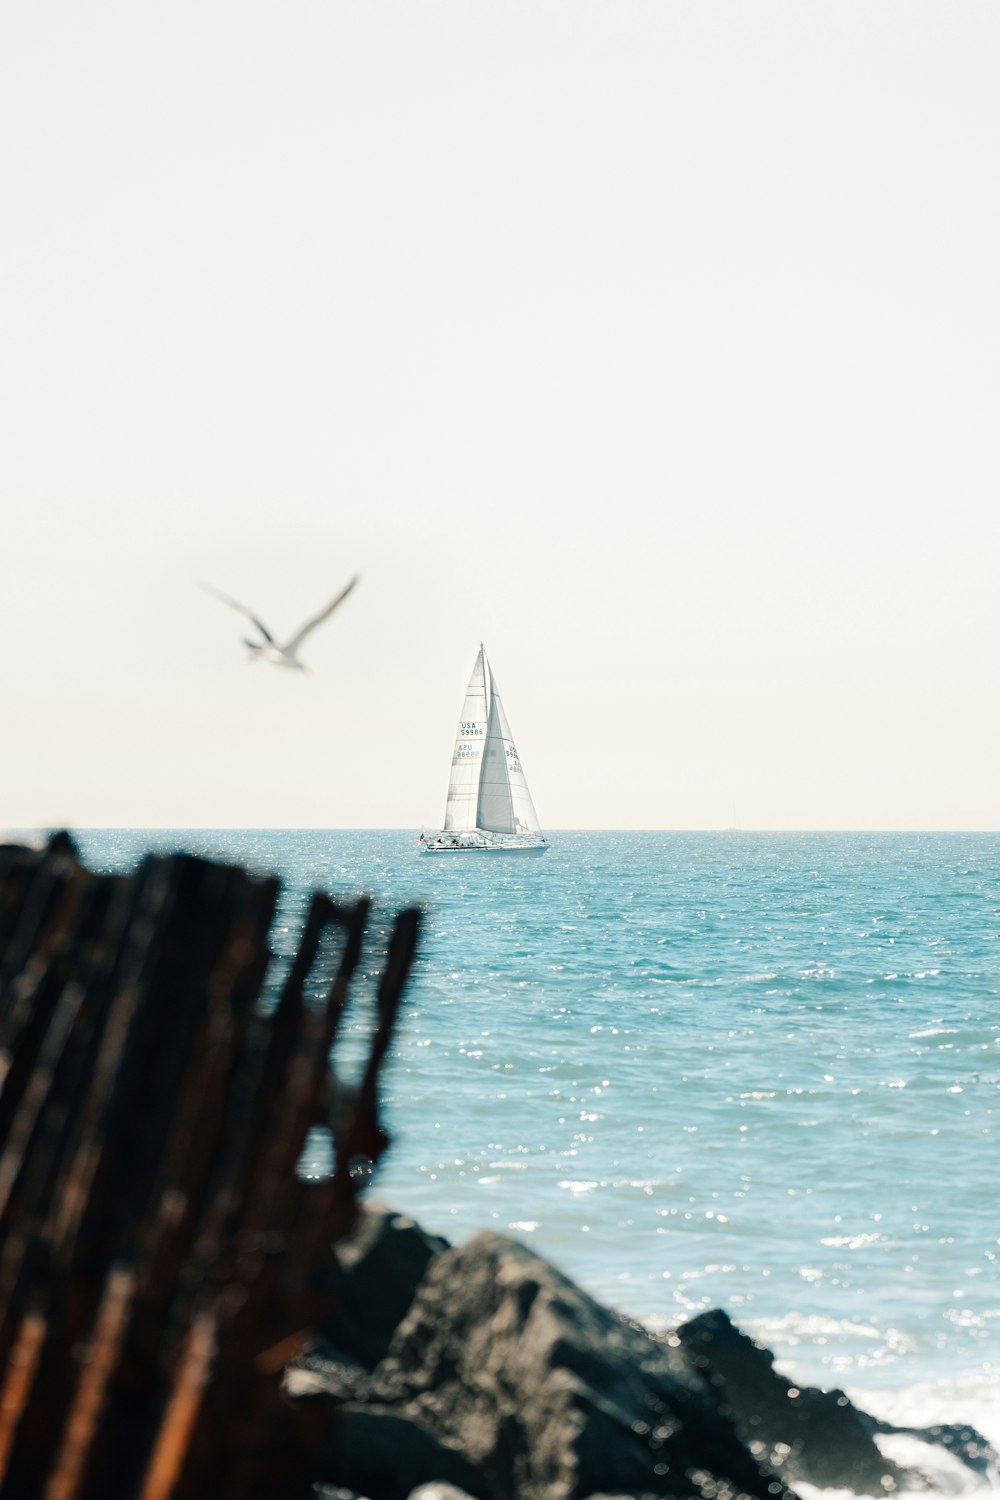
[75,829,999,1455]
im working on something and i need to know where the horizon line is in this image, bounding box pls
[7,825,1000,837]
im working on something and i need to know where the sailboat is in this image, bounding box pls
[421,645,549,855]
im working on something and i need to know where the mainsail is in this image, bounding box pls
[443,646,488,831]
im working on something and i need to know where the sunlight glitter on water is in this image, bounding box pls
[75,828,1000,1438]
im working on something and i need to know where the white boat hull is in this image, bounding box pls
[422,841,549,856]
[419,834,551,858]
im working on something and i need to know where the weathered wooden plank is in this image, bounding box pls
[0,834,418,1500]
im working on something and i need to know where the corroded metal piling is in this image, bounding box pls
[0,834,418,1499]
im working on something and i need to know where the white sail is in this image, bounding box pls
[426,644,546,853]
[443,646,488,830]
[491,675,541,834]
[476,663,540,835]
[476,682,515,833]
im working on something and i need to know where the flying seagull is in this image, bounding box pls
[202,575,359,670]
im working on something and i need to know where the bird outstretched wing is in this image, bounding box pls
[284,575,359,652]
[200,583,275,644]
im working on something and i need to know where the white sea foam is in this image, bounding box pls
[797,1375,1000,1498]
[747,1312,890,1346]
[861,1374,1000,1448]
[821,1232,892,1249]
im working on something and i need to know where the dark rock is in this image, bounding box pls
[299,1208,991,1500]
[677,1310,997,1489]
[371,1231,793,1500]
[323,1405,490,1500]
[676,1309,906,1494]
[287,1345,374,1405]
[323,1201,450,1369]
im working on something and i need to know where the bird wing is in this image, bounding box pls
[284,575,359,652]
[200,583,275,644]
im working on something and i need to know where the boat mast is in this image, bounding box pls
[478,643,489,830]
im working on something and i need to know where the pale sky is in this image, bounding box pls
[2,2,998,831]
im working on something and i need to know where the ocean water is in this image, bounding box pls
[75,829,1000,1472]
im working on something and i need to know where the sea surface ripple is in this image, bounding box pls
[76,829,999,1445]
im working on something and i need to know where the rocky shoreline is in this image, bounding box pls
[291,1204,996,1500]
